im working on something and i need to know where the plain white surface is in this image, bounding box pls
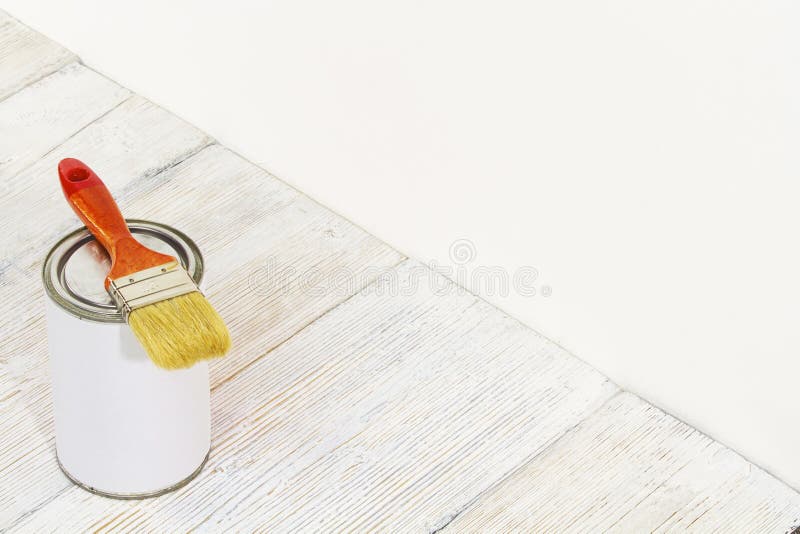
[7,1,799,489]
[46,299,210,495]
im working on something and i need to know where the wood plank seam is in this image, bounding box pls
[4,483,72,530]
[3,101,798,532]
[0,61,75,105]
[0,83,220,524]
[616,381,800,503]
[221,144,399,261]
[445,391,800,531]
[0,143,219,529]
[1,132,404,529]
[2,10,799,530]
[204,259,615,531]
[0,10,77,103]
[428,260,602,386]
[209,253,408,393]
[0,57,79,105]
[0,63,131,179]
[429,389,623,533]
[3,259,615,531]
[18,93,135,176]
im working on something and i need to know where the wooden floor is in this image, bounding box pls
[0,10,798,532]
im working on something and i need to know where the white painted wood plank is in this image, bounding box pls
[0,95,211,529]
[8,260,616,532]
[0,63,130,179]
[447,392,800,533]
[1,11,795,532]
[0,10,75,101]
[117,144,405,389]
[0,95,211,267]
[0,141,402,528]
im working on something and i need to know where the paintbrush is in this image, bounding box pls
[58,158,230,369]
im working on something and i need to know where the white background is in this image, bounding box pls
[6,1,799,489]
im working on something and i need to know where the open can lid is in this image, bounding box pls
[42,220,204,323]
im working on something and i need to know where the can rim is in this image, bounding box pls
[57,448,210,499]
[42,220,204,323]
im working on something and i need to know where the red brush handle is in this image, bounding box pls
[58,158,176,288]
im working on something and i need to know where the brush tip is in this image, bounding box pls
[128,292,231,370]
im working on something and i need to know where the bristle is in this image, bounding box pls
[128,291,231,370]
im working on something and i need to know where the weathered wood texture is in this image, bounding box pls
[1,10,799,533]
[8,261,616,532]
[0,70,401,527]
[447,392,800,533]
[0,10,75,102]
[0,91,212,529]
[0,63,130,179]
[0,97,214,389]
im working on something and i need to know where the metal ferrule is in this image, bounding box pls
[108,261,199,321]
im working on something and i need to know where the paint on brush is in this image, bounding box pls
[42,220,210,498]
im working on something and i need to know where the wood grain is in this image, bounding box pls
[8,260,616,532]
[447,392,800,533]
[0,108,401,528]
[0,10,75,102]
[0,96,212,529]
[111,144,405,388]
[0,10,798,533]
[0,63,130,180]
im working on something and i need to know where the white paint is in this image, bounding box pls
[12,260,799,531]
[449,392,800,532]
[41,221,212,497]
[1,12,798,531]
[3,1,798,489]
[0,63,129,179]
[45,299,210,496]
[0,10,73,100]
[15,260,619,531]
[0,45,215,522]
[0,27,399,527]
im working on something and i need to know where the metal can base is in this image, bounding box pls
[56,449,210,500]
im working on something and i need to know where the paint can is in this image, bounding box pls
[42,219,211,498]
